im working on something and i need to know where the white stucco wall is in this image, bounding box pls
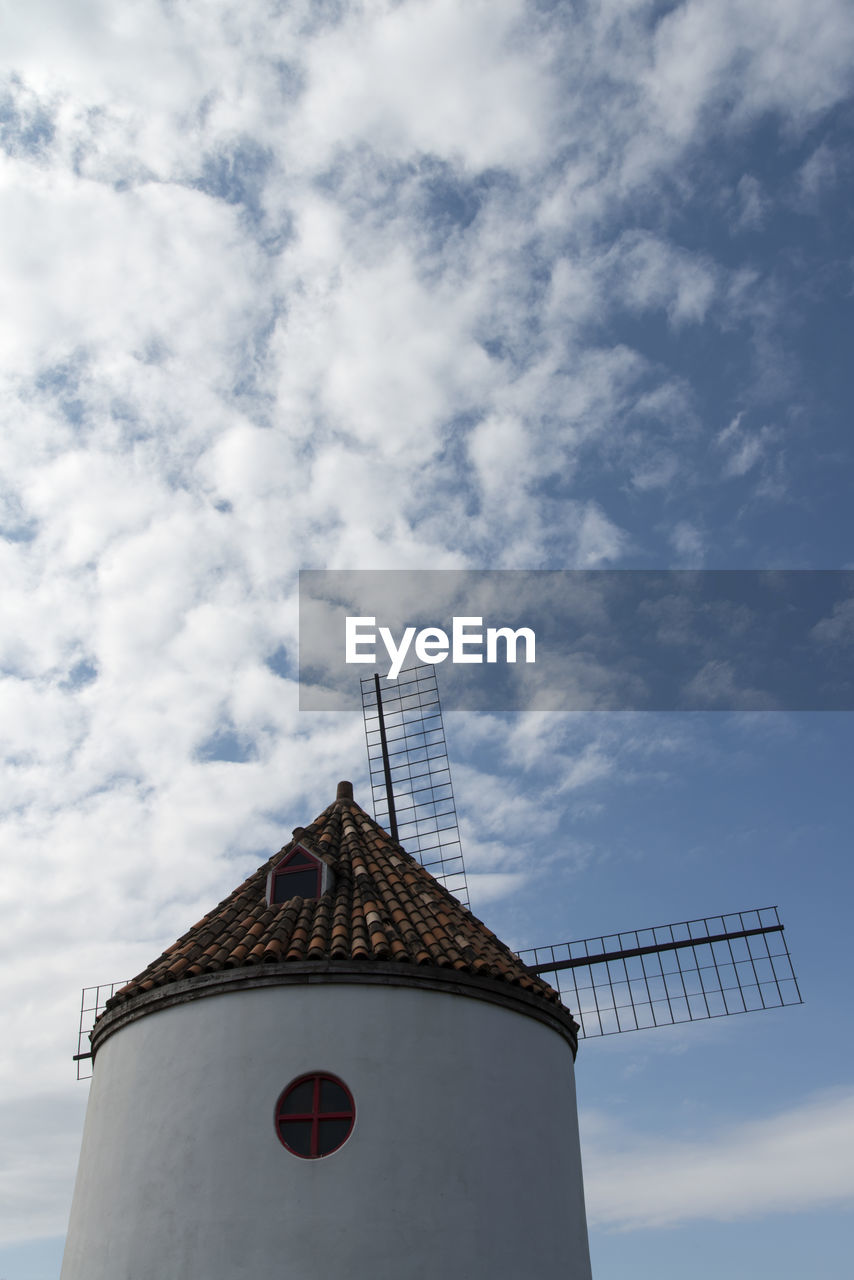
[62,979,592,1280]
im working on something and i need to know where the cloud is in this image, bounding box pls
[0,0,851,1250]
[810,595,854,646]
[0,1095,86,1245]
[715,413,784,497]
[582,1088,854,1229]
[574,502,629,567]
[557,743,615,792]
[642,0,854,144]
[291,0,555,171]
[795,141,845,207]
[682,659,778,710]
[602,232,720,327]
[730,173,767,231]
[669,521,705,563]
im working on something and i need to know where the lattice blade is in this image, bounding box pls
[518,906,802,1038]
[74,981,128,1079]
[361,666,469,906]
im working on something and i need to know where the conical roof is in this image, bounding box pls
[107,783,564,1015]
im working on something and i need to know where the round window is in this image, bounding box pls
[275,1073,355,1159]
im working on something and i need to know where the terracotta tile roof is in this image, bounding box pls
[107,782,561,1011]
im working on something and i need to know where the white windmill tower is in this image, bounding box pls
[65,666,801,1278]
[62,778,593,1280]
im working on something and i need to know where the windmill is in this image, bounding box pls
[65,784,594,1278]
[63,662,802,1279]
[73,661,802,1075]
[360,664,802,1040]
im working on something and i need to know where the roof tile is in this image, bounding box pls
[107,788,561,1012]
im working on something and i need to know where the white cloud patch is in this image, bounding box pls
[795,140,844,207]
[682,659,778,710]
[810,595,854,646]
[643,0,854,144]
[603,232,720,327]
[669,520,706,563]
[574,502,629,567]
[583,1088,854,1229]
[557,743,615,792]
[716,412,781,483]
[0,169,264,379]
[731,173,767,230]
[0,1095,86,1246]
[292,0,554,171]
[630,451,679,492]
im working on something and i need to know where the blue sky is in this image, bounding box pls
[1,1,853,1276]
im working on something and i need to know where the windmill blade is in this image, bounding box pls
[360,666,469,907]
[518,906,802,1038]
[73,981,129,1079]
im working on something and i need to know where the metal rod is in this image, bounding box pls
[373,673,399,843]
[526,923,785,975]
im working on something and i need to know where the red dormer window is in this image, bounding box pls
[267,845,327,904]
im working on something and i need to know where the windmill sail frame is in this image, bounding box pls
[360,668,802,1040]
[360,666,469,906]
[519,906,802,1038]
[74,981,129,1080]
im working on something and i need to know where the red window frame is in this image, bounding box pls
[275,1072,355,1159]
[270,846,323,903]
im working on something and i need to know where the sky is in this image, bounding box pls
[1,0,853,1276]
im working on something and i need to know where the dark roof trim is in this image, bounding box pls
[90,960,580,1059]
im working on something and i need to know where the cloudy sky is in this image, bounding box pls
[1,1,853,1276]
